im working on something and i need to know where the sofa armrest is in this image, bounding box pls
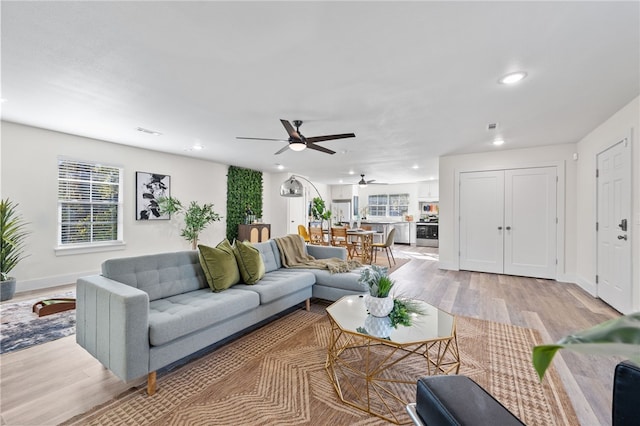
[307,244,347,260]
[76,275,150,382]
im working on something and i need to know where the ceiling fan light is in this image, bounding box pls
[280,176,304,197]
[358,178,367,187]
[289,141,306,151]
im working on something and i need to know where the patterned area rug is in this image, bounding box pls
[0,291,76,354]
[64,304,577,425]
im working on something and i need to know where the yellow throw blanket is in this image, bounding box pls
[274,234,361,273]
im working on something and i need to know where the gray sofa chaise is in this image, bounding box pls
[76,238,364,395]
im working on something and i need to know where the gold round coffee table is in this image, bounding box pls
[325,295,460,424]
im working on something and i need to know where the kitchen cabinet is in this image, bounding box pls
[417,180,439,200]
[331,184,356,200]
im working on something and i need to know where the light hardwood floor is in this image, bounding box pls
[0,246,621,425]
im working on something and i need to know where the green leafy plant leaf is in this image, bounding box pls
[532,312,640,380]
[1,199,31,281]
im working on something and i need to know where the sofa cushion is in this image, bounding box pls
[281,268,365,292]
[233,240,266,284]
[233,269,315,304]
[253,240,281,273]
[198,240,240,292]
[101,251,207,301]
[148,288,260,346]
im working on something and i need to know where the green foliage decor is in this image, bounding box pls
[1,199,31,281]
[157,196,221,249]
[532,312,640,380]
[226,166,263,242]
[389,298,426,328]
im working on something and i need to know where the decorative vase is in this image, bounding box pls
[366,294,394,317]
[364,315,392,338]
[1,278,17,301]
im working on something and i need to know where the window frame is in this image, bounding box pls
[55,157,125,255]
[367,193,410,218]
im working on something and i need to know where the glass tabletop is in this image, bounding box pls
[326,294,455,344]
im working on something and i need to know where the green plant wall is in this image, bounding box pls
[226,166,263,242]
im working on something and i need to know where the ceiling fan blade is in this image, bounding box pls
[306,133,355,144]
[274,144,291,155]
[236,137,288,142]
[367,179,376,184]
[307,143,335,155]
[280,119,301,140]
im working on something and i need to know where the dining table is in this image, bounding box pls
[346,229,376,264]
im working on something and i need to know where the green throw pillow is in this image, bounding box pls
[233,240,266,285]
[198,239,240,292]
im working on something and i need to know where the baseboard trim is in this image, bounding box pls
[438,261,458,271]
[573,275,597,297]
[15,270,98,294]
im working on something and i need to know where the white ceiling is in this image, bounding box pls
[2,1,639,184]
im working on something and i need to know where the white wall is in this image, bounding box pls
[575,96,639,311]
[1,121,273,292]
[438,143,578,280]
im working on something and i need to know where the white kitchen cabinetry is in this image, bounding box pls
[417,180,439,200]
[331,184,356,200]
[458,167,557,279]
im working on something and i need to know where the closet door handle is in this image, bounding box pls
[498,226,503,230]
[506,226,511,231]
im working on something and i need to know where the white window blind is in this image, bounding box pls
[58,159,123,246]
[368,193,410,217]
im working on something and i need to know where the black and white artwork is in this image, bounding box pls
[136,172,170,220]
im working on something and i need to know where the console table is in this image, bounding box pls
[238,223,270,243]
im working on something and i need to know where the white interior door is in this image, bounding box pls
[597,139,632,313]
[287,196,307,236]
[504,167,557,279]
[459,171,505,273]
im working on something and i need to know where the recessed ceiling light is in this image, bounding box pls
[498,71,527,85]
[276,164,285,170]
[348,170,355,175]
[493,139,505,146]
[339,179,343,183]
[412,165,419,170]
[192,144,204,151]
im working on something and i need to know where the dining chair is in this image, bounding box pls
[309,226,328,245]
[297,224,310,243]
[330,227,355,258]
[372,227,396,267]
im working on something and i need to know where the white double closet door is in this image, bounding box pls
[459,167,557,279]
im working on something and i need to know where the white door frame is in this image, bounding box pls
[453,160,566,279]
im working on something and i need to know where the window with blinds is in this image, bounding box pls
[58,158,123,246]
[368,193,410,217]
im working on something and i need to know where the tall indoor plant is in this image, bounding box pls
[311,197,331,229]
[157,196,221,249]
[1,199,30,301]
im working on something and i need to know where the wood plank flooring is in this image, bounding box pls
[0,246,621,425]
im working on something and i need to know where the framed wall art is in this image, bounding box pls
[136,172,171,220]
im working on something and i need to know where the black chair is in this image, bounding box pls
[407,361,640,426]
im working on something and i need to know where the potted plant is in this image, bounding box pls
[1,199,30,301]
[532,312,640,380]
[359,265,395,317]
[311,197,332,229]
[157,196,222,249]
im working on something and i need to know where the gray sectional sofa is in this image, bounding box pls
[76,239,364,395]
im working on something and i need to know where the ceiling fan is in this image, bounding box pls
[357,174,376,187]
[236,119,355,155]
